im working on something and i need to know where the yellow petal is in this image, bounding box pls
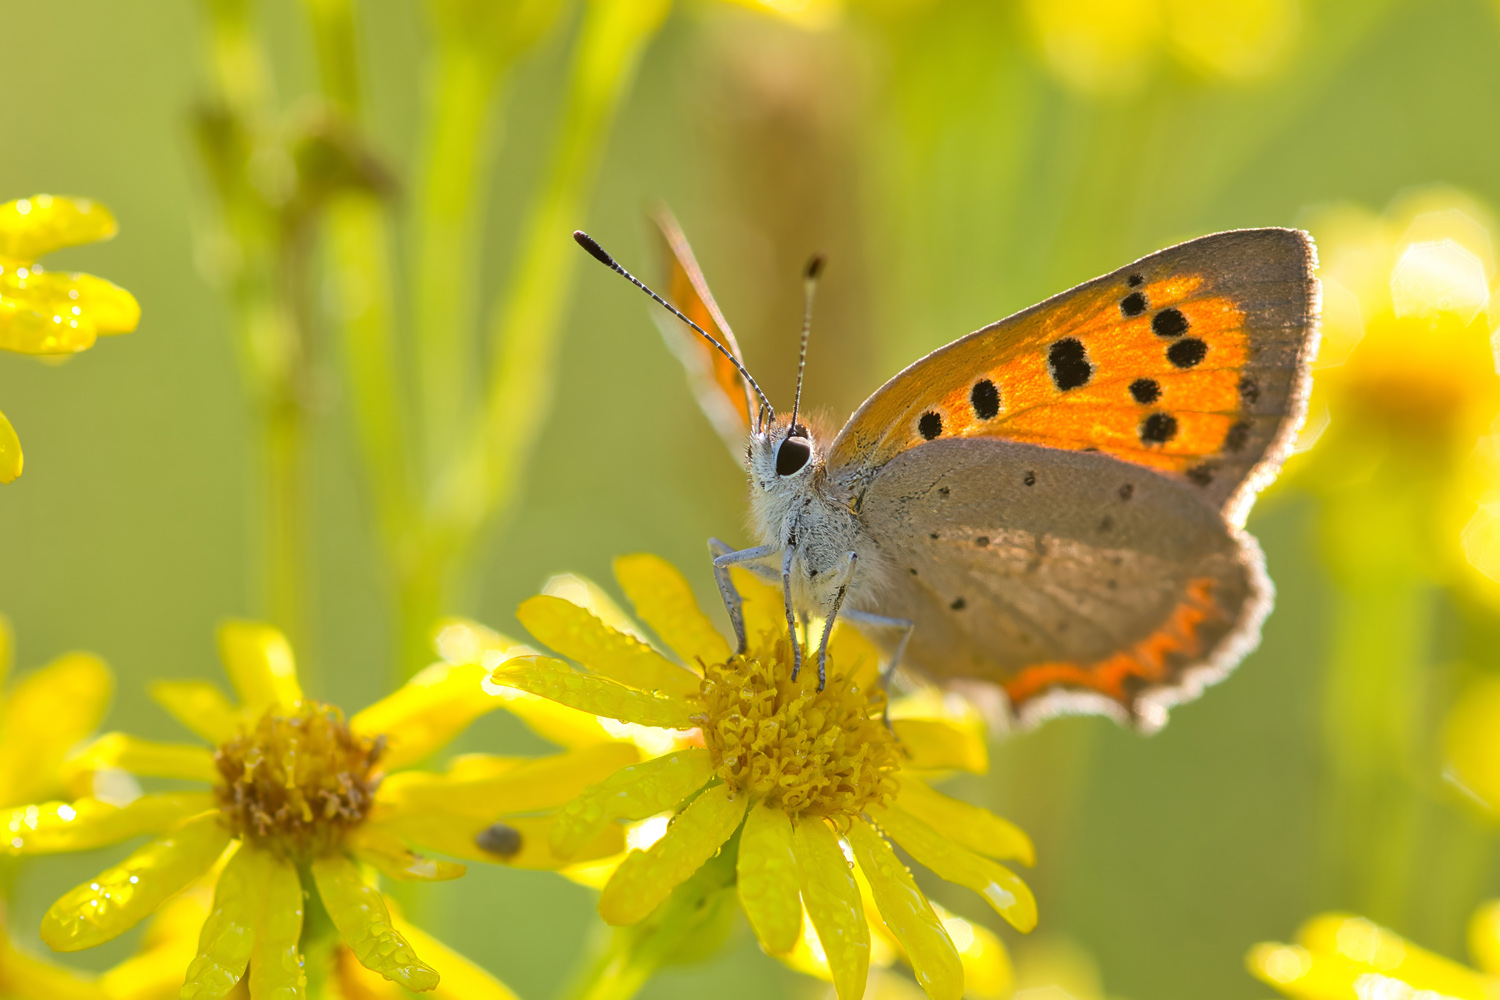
[217,621,301,715]
[379,742,640,819]
[434,617,524,666]
[929,904,1013,1000]
[41,810,230,951]
[0,195,117,259]
[1245,942,1368,997]
[372,811,623,870]
[0,408,22,483]
[730,567,785,642]
[516,596,700,699]
[737,801,802,956]
[1470,900,1500,975]
[181,844,262,998]
[148,680,241,745]
[248,854,306,999]
[0,272,139,355]
[826,621,882,691]
[867,803,1036,932]
[0,930,106,999]
[389,914,520,1000]
[551,747,714,858]
[597,783,747,925]
[613,554,731,666]
[896,779,1033,866]
[542,573,651,641]
[347,826,466,882]
[793,818,869,1000]
[489,656,693,729]
[351,662,502,769]
[66,733,217,783]
[846,818,962,1000]
[893,719,988,775]
[1297,913,1497,997]
[0,652,113,807]
[311,854,438,991]
[6,792,216,854]
[98,883,213,999]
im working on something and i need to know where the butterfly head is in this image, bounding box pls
[748,415,822,484]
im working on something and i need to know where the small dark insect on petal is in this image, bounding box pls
[475,822,523,859]
[951,597,967,611]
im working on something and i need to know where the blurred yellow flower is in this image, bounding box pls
[1248,909,1500,999]
[474,554,1035,1000]
[0,194,140,483]
[1298,188,1500,593]
[0,613,113,813]
[4,620,610,995]
[1024,0,1300,96]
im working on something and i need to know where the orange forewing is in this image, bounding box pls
[830,269,1249,485]
[652,209,755,450]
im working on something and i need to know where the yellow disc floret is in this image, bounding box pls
[694,635,898,822]
[214,701,383,858]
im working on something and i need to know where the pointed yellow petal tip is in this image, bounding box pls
[312,854,440,990]
[612,554,731,666]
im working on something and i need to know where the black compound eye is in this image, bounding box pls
[776,436,811,476]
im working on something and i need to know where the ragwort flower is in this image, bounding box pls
[6,620,619,995]
[1248,908,1500,999]
[482,554,1037,1000]
[0,194,140,482]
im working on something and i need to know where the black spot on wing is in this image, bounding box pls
[1127,273,1144,287]
[1225,421,1250,452]
[1140,413,1178,445]
[970,378,1000,419]
[1023,471,1036,486]
[1239,376,1261,404]
[950,597,967,611]
[1118,483,1133,500]
[1129,378,1160,404]
[919,411,943,440]
[1153,308,1189,338]
[1167,337,1207,368]
[1120,292,1147,317]
[1048,338,1092,391]
[1187,464,1215,486]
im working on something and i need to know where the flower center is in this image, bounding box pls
[214,702,383,858]
[693,635,899,821]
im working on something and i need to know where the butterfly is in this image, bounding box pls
[574,211,1319,732]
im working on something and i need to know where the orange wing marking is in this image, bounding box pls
[1002,578,1220,705]
[893,273,1249,479]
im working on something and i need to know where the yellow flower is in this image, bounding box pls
[480,554,1037,1000]
[1248,908,1500,999]
[6,620,618,995]
[1024,0,1300,96]
[0,193,141,482]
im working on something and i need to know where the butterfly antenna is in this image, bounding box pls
[789,254,824,432]
[574,231,776,424]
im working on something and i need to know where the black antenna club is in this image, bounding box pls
[572,230,776,424]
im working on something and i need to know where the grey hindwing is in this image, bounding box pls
[853,437,1266,717]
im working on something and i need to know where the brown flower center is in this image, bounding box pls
[694,635,898,822]
[214,702,383,858]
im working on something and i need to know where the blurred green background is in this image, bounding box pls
[5,0,1500,997]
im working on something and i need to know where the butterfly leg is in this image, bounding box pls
[840,608,914,727]
[708,539,780,655]
[813,551,858,692]
[782,546,803,680]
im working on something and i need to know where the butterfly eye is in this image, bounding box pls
[776,436,811,476]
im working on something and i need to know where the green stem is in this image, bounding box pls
[433,0,670,575]
[415,45,509,478]
[563,843,740,1000]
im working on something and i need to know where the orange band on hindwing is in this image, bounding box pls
[1002,578,1221,705]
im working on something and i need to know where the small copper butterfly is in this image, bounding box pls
[574,211,1320,732]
